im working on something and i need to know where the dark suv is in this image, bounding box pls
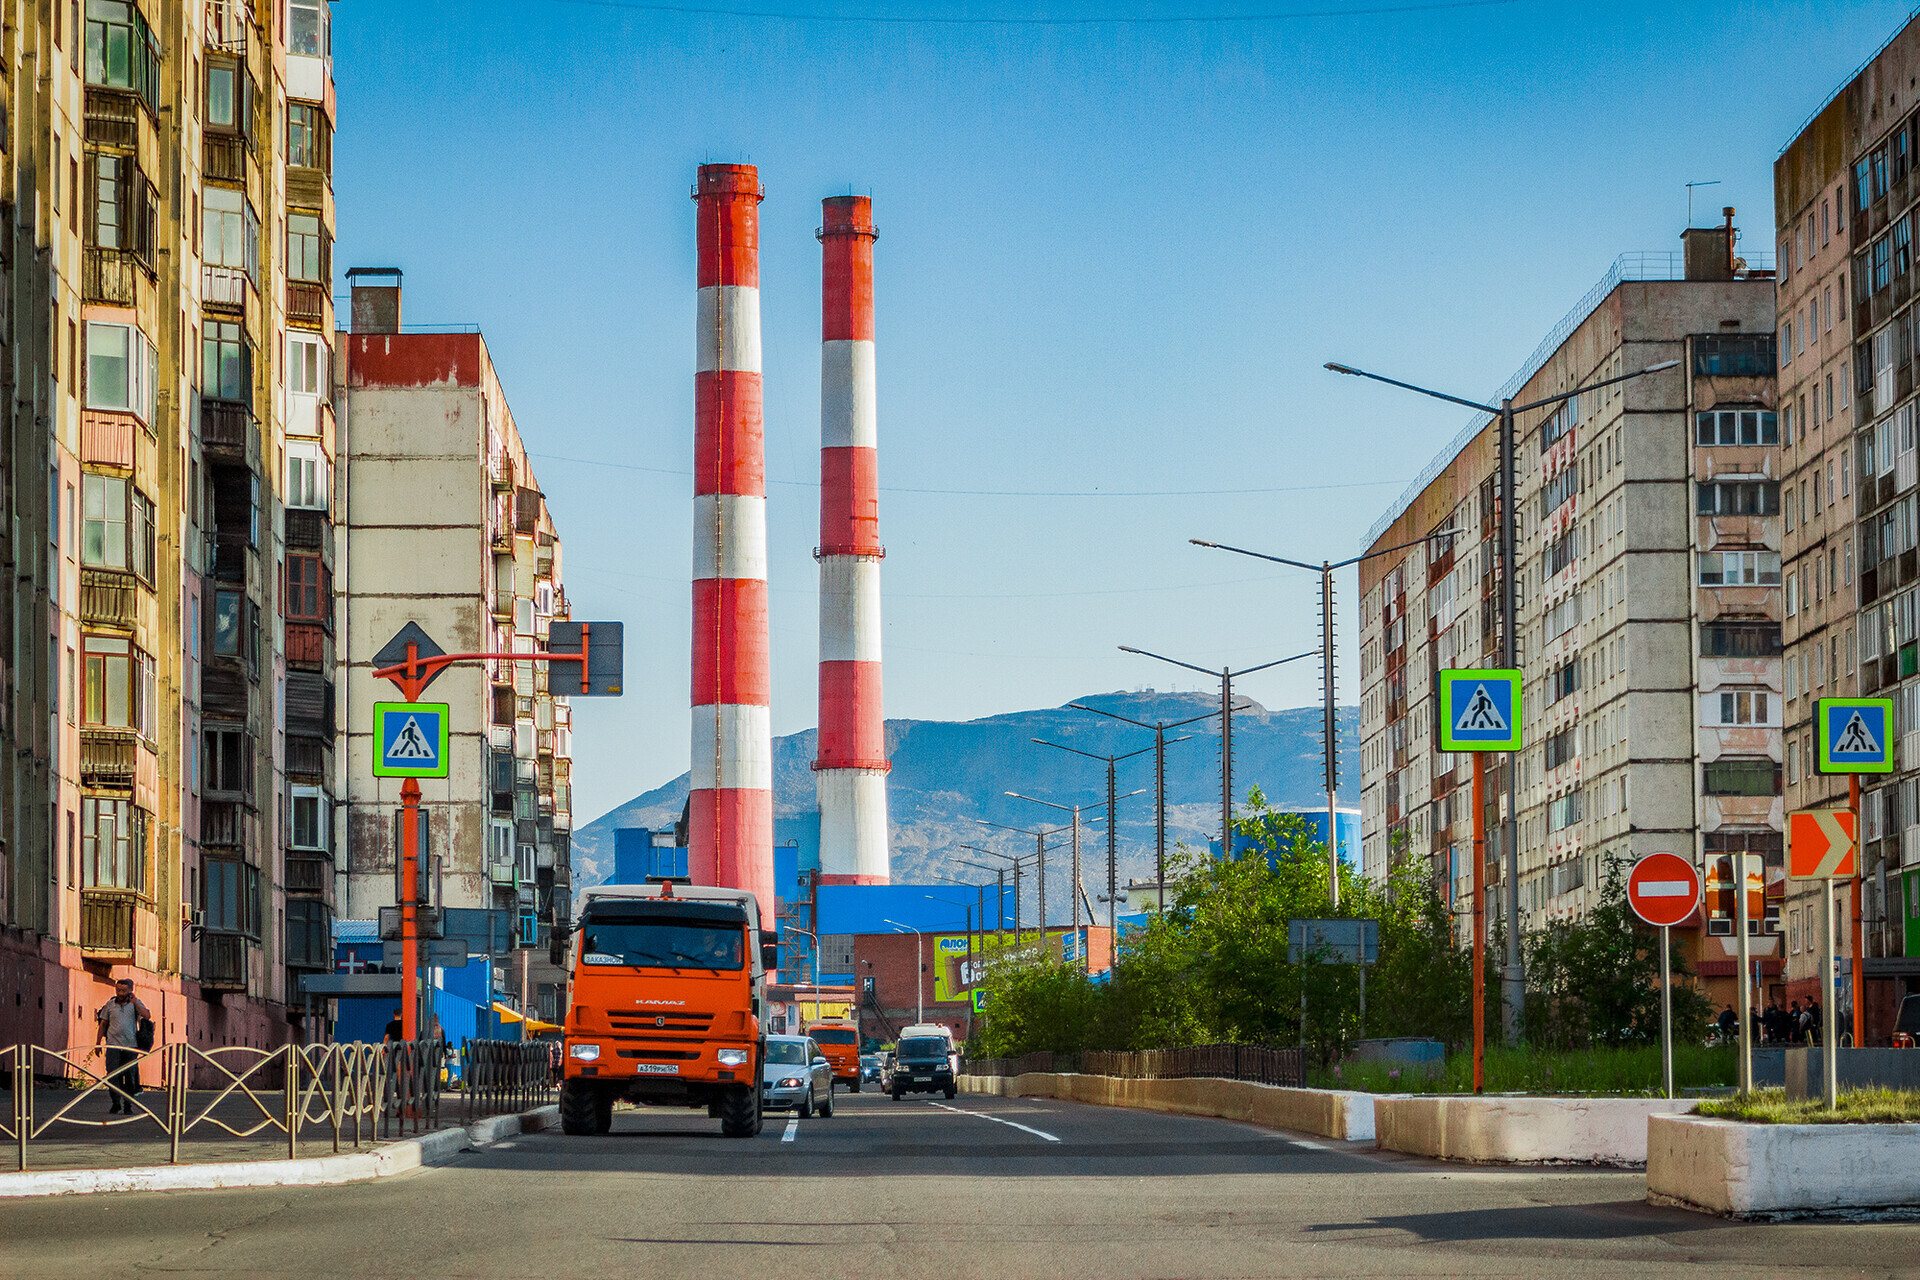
[889,1032,956,1099]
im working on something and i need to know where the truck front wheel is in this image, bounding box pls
[560,1080,598,1136]
[718,1085,762,1138]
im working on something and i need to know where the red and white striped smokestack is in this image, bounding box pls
[691,164,774,926]
[815,195,890,886]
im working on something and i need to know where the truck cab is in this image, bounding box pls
[559,884,771,1137]
[804,1021,863,1092]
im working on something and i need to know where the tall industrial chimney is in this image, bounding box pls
[814,196,890,885]
[691,164,774,925]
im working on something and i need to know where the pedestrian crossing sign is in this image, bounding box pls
[373,702,451,778]
[1438,668,1523,753]
[1816,697,1894,774]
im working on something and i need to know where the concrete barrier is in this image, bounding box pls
[1373,1094,1697,1165]
[958,1072,1375,1141]
[1648,1113,1920,1215]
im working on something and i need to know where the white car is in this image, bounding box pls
[760,1035,835,1117]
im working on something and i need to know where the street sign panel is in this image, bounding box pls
[373,622,449,693]
[1627,853,1701,928]
[547,621,624,696]
[1437,668,1523,752]
[382,939,470,968]
[1787,807,1859,880]
[373,702,450,778]
[1816,697,1894,774]
[1287,918,1380,964]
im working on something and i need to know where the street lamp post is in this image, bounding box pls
[1119,647,1319,868]
[1326,355,1680,1041]
[1188,533,1461,905]
[1006,789,1143,972]
[977,819,1067,951]
[883,919,925,1025]
[1071,703,1211,912]
[1032,738,1153,936]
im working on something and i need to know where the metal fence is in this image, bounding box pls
[0,1040,447,1172]
[968,1043,1307,1089]
[459,1039,555,1117]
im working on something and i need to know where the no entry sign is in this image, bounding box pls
[1626,853,1701,929]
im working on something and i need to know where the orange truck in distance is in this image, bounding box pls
[558,883,773,1137]
[805,1021,862,1091]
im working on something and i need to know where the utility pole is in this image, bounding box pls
[1320,560,1340,904]
[1071,704,1209,913]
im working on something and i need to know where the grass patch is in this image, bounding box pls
[1307,1043,1736,1096]
[1695,1088,1920,1124]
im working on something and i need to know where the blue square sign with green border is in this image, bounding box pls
[373,702,451,778]
[1438,668,1523,753]
[1816,697,1894,774]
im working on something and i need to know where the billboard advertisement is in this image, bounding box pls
[929,931,1082,1004]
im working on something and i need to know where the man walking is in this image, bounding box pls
[93,978,151,1114]
[1717,1004,1736,1044]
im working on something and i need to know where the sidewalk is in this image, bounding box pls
[0,1091,556,1197]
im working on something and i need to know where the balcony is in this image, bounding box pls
[201,264,252,313]
[285,857,330,897]
[84,88,142,148]
[200,798,250,850]
[211,535,256,587]
[285,622,326,668]
[286,507,328,550]
[286,734,329,779]
[80,570,140,628]
[286,167,326,209]
[80,730,139,788]
[83,249,142,307]
[200,932,248,992]
[205,0,251,53]
[492,586,515,620]
[201,399,254,461]
[81,411,137,466]
[203,132,250,183]
[287,280,327,329]
[80,889,141,959]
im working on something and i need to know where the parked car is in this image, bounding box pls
[760,1035,835,1118]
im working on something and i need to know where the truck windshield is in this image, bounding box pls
[579,919,743,970]
[809,1028,856,1045]
[898,1037,947,1059]
[765,1042,808,1065]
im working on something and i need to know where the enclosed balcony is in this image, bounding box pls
[80,888,142,959]
[80,570,140,629]
[80,731,139,789]
[285,856,330,897]
[287,280,327,328]
[201,399,255,464]
[202,132,250,183]
[200,932,248,991]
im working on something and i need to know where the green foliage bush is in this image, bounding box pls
[971,790,1714,1087]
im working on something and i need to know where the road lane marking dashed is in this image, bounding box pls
[782,1117,799,1143]
[928,1101,1060,1142]
[1290,1139,1328,1150]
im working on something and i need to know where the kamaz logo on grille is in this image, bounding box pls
[655,1016,667,1027]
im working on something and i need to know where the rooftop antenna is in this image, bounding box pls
[1686,180,1721,228]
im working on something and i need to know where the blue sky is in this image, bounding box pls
[334,0,1904,824]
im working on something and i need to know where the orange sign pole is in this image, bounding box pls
[1471,752,1485,1094]
[1852,774,1864,1048]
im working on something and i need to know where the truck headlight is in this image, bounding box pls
[568,1044,601,1062]
[716,1048,750,1067]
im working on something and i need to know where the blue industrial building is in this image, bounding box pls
[1210,806,1361,866]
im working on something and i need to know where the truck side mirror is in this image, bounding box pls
[761,940,779,973]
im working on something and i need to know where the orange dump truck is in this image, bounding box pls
[558,883,772,1137]
[804,1021,862,1091]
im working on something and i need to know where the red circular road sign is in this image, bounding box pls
[1626,853,1701,928]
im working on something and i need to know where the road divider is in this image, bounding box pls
[958,1072,1374,1142]
[1648,1114,1920,1215]
[1373,1094,1696,1165]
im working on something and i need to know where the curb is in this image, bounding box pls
[0,1104,559,1198]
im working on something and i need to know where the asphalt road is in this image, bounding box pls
[4,1089,1917,1278]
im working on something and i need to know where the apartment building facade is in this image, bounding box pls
[0,0,339,1057]
[1777,15,1920,1037]
[1358,239,1782,1006]
[338,276,574,1012]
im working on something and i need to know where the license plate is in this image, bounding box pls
[632,1064,679,1076]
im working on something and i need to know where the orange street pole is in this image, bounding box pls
[401,776,421,1043]
[1851,774,1865,1047]
[1471,751,1486,1094]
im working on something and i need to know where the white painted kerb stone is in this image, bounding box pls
[1374,1094,1697,1165]
[1648,1114,1920,1215]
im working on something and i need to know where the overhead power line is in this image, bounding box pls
[543,0,1520,24]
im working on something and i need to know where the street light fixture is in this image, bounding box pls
[976,818,1069,947]
[1032,737,1154,936]
[1325,354,1681,1042]
[882,918,926,1026]
[1071,703,1211,912]
[1006,788,1144,973]
[1119,645,1318,861]
[1188,531,1455,906]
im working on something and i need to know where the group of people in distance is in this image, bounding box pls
[1715,999,1825,1045]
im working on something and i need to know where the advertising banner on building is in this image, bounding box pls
[929,931,1076,1004]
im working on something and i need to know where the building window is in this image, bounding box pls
[80,796,146,892]
[287,335,326,396]
[287,900,332,968]
[203,857,260,936]
[1544,726,1577,769]
[204,727,248,795]
[81,473,155,581]
[202,186,259,283]
[286,442,327,510]
[287,213,329,284]
[287,103,332,172]
[289,0,329,57]
[284,552,328,622]
[86,322,157,422]
[202,319,249,401]
[1700,621,1781,656]
[212,589,244,657]
[1695,480,1779,516]
[290,784,329,851]
[1703,758,1782,796]
[1693,335,1777,377]
[82,634,152,736]
[1715,690,1771,726]
[1698,551,1781,586]
[84,0,159,110]
[1694,409,1778,445]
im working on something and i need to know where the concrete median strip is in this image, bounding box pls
[959,1072,1374,1142]
[0,1105,558,1199]
[1648,1114,1920,1216]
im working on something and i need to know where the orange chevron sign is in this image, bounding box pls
[1787,807,1858,880]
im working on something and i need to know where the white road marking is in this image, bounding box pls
[1291,1139,1329,1150]
[928,1100,1060,1142]
[782,1117,799,1143]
